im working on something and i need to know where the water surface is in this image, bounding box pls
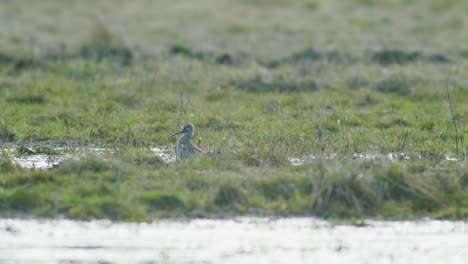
[1,218,467,264]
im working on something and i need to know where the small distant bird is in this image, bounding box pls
[169,123,204,160]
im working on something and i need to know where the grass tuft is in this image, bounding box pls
[54,156,114,174]
[370,50,450,65]
[66,196,134,220]
[79,22,133,66]
[169,44,235,64]
[0,120,16,142]
[266,48,353,68]
[373,162,443,212]
[309,161,378,217]
[371,50,422,65]
[235,76,317,93]
[7,93,46,104]
[254,177,298,200]
[141,191,187,210]
[0,52,39,73]
[0,154,18,173]
[131,153,167,168]
[169,45,206,60]
[2,170,56,187]
[0,190,40,212]
[375,75,413,95]
[236,144,290,167]
[213,182,246,207]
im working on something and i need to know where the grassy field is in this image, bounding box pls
[0,0,467,221]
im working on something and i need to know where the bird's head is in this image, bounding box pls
[169,123,194,139]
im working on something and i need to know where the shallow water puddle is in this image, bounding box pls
[12,154,62,169]
[150,146,175,163]
[288,152,460,166]
[2,144,461,169]
[0,218,467,264]
[3,146,174,169]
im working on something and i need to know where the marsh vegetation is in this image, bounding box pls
[0,0,467,221]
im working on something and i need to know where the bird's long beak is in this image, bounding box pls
[168,129,184,140]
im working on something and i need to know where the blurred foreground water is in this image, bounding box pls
[1,218,467,264]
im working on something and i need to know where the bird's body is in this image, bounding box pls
[170,124,203,160]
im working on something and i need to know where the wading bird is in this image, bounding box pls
[169,123,204,160]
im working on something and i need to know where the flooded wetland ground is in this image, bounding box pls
[1,0,468,263]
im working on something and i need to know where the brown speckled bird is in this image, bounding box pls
[169,123,204,160]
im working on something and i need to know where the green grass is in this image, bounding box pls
[0,0,467,221]
[0,154,466,221]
